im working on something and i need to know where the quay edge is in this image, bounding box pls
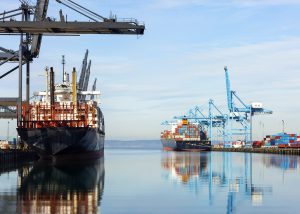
[212,147,300,156]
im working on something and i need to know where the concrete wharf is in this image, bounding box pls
[212,147,300,156]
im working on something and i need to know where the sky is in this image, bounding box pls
[0,0,300,140]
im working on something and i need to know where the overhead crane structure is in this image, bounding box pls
[170,99,228,143]
[0,0,145,122]
[224,66,272,147]
[162,66,272,148]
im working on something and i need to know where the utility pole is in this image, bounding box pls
[282,120,285,133]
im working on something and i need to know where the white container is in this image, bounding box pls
[251,102,263,108]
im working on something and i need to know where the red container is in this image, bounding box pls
[278,144,288,148]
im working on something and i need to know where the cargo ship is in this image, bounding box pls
[17,53,105,160]
[161,117,211,151]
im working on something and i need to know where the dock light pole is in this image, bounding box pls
[282,120,285,133]
[7,121,9,141]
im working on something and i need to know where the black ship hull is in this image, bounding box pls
[161,138,211,151]
[17,127,104,160]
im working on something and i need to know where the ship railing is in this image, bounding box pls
[17,103,97,128]
[18,120,95,129]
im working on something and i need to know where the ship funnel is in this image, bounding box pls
[72,67,77,104]
[50,67,55,106]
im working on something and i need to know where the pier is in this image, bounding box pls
[212,147,300,156]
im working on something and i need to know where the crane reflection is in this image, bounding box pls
[161,152,273,213]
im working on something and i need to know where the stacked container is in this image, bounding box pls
[176,123,201,139]
[263,133,298,148]
[290,135,300,148]
[161,119,203,141]
[263,135,272,147]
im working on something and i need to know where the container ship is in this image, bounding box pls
[161,118,211,151]
[17,52,105,160]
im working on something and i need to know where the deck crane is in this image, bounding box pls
[90,78,97,100]
[78,50,89,92]
[83,61,91,92]
[0,0,145,122]
[224,66,272,147]
[78,49,92,101]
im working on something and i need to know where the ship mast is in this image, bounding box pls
[62,55,65,83]
[45,67,49,103]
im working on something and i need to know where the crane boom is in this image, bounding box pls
[0,21,145,35]
[78,50,88,90]
[90,78,97,100]
[224,66,233,112]
[82,60,91,100]
[31,0,49,58]
[83,60,91,92]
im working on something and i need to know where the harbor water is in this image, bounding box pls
[1,141,300,213]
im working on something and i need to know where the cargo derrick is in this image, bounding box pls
[18,66,99,129]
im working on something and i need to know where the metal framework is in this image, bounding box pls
[224,66,272,147]
[0,0,145,124]
[167,100,228,143]
[0,98,18,119]
[161,66,273,148]
[208,99,228,144]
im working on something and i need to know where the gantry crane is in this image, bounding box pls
[224,66,272,147]
[208,99,228,144]
[0,0,145,122]
[169,100,228,143]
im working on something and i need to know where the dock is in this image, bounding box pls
[212,147,300,156]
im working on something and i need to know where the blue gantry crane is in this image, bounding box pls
[224,66,272,147]
[171,100,228,144]
[208,99,228,144]
[161,66,272,148]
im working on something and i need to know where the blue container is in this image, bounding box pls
[265,143,271,147]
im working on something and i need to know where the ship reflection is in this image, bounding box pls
[161,152,207,184]
[161,152,272,213]
[17,158,104,214]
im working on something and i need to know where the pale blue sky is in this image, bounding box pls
[1,0,300,140]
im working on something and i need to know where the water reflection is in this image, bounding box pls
[17,158,105,214]
[161,152,274,213]
[263,155,298,170]
[161,151,207,184]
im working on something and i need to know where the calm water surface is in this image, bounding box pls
[1,145,300,213]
